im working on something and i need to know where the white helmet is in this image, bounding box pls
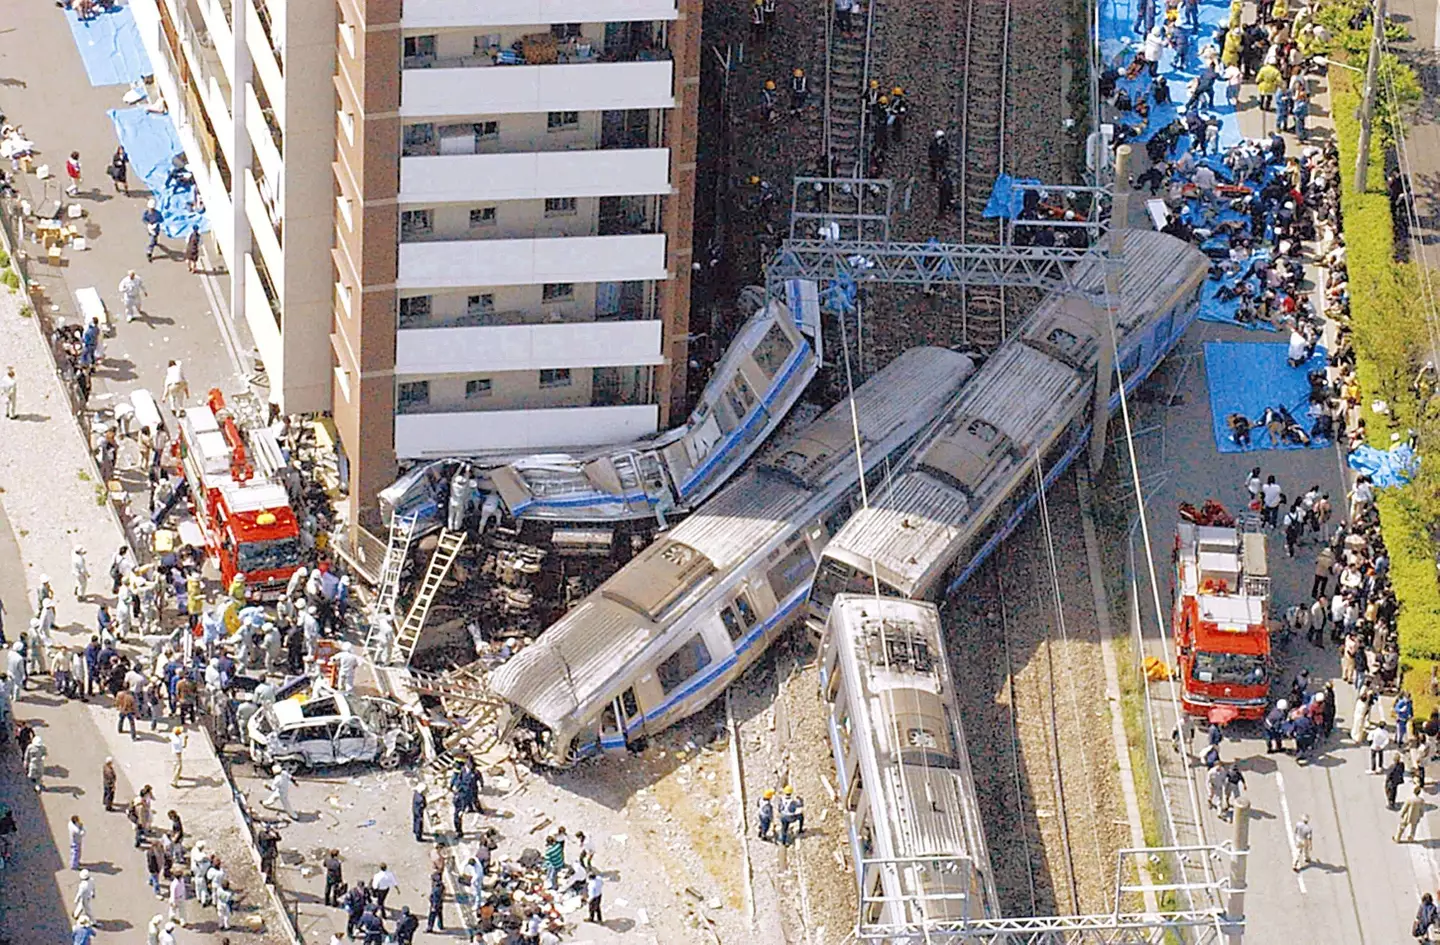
[1277,699,1289,710]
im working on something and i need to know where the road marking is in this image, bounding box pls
[1322,757,1367,945]
[1275,770,1308,893]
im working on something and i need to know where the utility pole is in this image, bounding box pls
[1354,0,1387,193]
[1224,798,1252,945]
[1090,144,1131,478]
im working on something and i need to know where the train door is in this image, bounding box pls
[599,686,646,752]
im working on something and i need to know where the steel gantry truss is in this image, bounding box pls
[855,910,1232,945]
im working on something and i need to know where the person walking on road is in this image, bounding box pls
[25,732,46,792]
[1369,721,1393,772]
[1416,893,1440,942]
[163,360,188,411]
[107,146,129,194]
[73,868,96,921]
[585,871,604,923]
[184,226,201,274]
[167,870,187,926]
[72,546,90,600]
[169,726,188,787]
[146,841,165,896]
[757,788,775,841]
[65,151,82,196]
[1261,475,1283,528]
[116,687,138,739]
[322,849,344,907]
[371,863,398,917]
[1291,814,1313,871]
[1397,785,1427,842]
[411,782,427,842]
[1,365,17,419]
[101,757,116,811]
[68,815,86,870]
[261,765,297,818]
[1387,756,1408,809]
[119,270,146,323]
[143,199,164,262]
[426,869,446,932]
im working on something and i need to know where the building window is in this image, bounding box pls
[469,207,496,228]
[465,378,493,400]
[539,368,572,389]
[551,23,583,39]
[338,21,356,57]
[403,34,436,64]
[467,294,494,317]
[473,34,501,55]
[475,121,499,139]
[399,295,432,322]
[402,123,435,156]
[400,209,433,239]
[335,194,354,230]
[541,283,573,302]
[544,197,577,216]
[397,380,430,409]
[546,111,580,130]
[335,281,352,315]
[338,109,355,145]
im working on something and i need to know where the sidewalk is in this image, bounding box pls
[0,282,285,940]
[0,0,254,529]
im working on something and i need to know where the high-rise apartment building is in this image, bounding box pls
[332,0,701,527]
[131,0,337,412]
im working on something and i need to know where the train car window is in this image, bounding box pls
[751,321,795,379]
[767,542,816,601]
[620,687,639,718]
[725,376,758,419]
[1047,327,1079,351]
[720,606,744,642]
[735,594,757,628]
[657,635,713,694]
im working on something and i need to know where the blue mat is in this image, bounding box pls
[984,174,1044,219]
[1099,0,1244,152]
[1204,341,1331,453]
[1348,443,1419,488]
[66,2,150,87]
[108,107,210,238]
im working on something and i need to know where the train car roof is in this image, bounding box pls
[823,474,970,597]
[490,348,976,732]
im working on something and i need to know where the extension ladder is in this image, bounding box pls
[395,529,466,665]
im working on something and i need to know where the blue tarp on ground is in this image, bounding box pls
[1348,443,1420,488]
[66,2,150,87]
[1099,0,1246,153]
[107,107,210,238]
[1204,341,1331,452]
[983,174,1044,219]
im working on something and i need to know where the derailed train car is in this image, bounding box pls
[379,284,821,527]
[820,594,998,938]
[488,346,979,765]
[806,230,1209,626]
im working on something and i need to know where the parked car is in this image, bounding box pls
[246,686,418,770]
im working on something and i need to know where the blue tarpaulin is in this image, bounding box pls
[66,2,150,87]
[1348,443,1419,488]
[107,107,210,238]
[983,174,1043,219]
[1204,341,1331,453]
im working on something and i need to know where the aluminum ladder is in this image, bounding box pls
[375,512,420,618]
[395,528,466,665]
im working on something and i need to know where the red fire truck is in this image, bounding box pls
[1172,508,1273,720]
[177,389,303,600]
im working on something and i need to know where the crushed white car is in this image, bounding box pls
[246,686,419,770]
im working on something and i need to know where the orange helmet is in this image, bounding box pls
[869,80,879,90]
[879,95,890,105]
[748,175,761,185]
[764,79,776,90]
[793,67,804,77]
[892,86,904,96]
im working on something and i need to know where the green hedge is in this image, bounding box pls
[1331,65,1440,672]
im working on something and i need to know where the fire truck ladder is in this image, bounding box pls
[375,512,420,618]
[395,528,467,665]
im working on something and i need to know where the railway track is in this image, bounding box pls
[945,471,1122,916]
[957,0,1012,351]
[822,0,878,179]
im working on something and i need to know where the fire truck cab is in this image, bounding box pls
[1172,518,1272,719]
[178,389,303,599]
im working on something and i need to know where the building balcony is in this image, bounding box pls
[400,0,679,29]
[394,403,660,458]
[395,320,664,375]
[396,234,667,290]
[400,59,673,118]
[399,148,670,204]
